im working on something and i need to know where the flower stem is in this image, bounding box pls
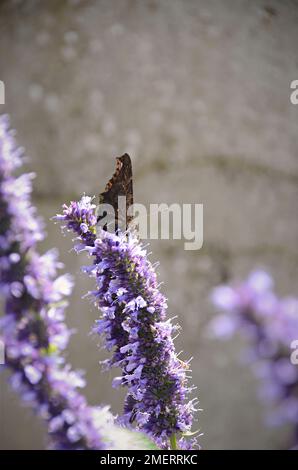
[170,433,178,450]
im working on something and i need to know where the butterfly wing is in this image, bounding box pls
[98,153,133,231]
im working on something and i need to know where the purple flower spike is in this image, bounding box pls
[56,197,199,449]
[209,270,298,449]
[0,115,122,450]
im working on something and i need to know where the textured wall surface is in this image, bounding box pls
[0,0,297,449]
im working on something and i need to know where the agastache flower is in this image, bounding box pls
[56,196,199,449]
[208,270,298,448]
[0,115,133,450]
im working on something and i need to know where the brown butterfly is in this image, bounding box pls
[97,153,133,232]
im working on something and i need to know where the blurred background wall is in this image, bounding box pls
[0,0,298,449]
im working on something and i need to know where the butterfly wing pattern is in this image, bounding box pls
[98,153,133,232]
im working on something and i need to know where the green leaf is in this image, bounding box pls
[112,428,159,450]
[182,428,201,437]
[40,343,58,356]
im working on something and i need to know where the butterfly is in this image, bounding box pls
[97,153,133,233]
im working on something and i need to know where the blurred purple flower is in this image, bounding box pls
[56,196,199,450]
[209,270,298,448]
[0,115,118,449]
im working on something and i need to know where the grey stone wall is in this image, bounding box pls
[0,0,297,449]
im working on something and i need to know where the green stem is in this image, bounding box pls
[170,433,178,450]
